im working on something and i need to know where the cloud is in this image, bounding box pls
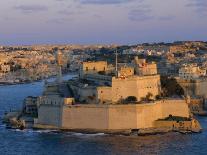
[186,0,207,15]
[76,0,136,5]
[47,18,71,24]
[14,5,48,13]
[58,10,74,15]
[93,14,102,18]
[128,5,154,21]
[158,15,175,21]
[57,9,86,16]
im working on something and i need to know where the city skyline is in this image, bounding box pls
[0,0,207,45]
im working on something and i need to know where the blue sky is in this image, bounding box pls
[0,0,207,45]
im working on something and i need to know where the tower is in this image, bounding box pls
[56,50,63,83]
[115,50,118,78]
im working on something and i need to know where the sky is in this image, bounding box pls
[0,0,207,45]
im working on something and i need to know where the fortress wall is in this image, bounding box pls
[36,100,190,131]
[60,100,189,130]
[195,80,207,98]
[136,76,160,101]
[136,103,162,129]
[108,103,162,129]
[96,87,112,103]
[112,75,160,102]
[112,77,139,102]
[160,100,190,118]
[38,105,62,127]
[108,105,138,129]
[70,85,96,102]
[176,78,207,98]
[61,105,109,130]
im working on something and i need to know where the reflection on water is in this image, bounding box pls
[0,74,207,155]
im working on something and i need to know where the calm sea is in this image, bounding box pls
[0,75,207,155]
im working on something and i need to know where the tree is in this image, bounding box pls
[155,95,161,100]
[146,92,153,101]
[160,76,184,97]
[125,96,137,103]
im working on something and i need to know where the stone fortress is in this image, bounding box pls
[33,52,201,134]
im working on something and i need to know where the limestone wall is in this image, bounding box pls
[112,77,139,102]
[195,80,207,98]
[119,67,134,77]
[80,61,108,77]
[111,75,160,102]
[138,63,158,76]
[161,100,190,118]
[82,61,107,72]
[36,99,190,131]
[61,100,189,130]
[37,104,62,127]
[136,103,162,128]
[61,105,109,130]
[108,103,162,129]
[176,78,207,98]
[96,86,112,103]
[70,85,96,102]
[108,105,138,129]
[136,75,160,101]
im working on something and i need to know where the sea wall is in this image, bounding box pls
[35,99,190,131]
[161,100,190,118]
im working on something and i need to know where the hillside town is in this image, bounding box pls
[1,41,207,83]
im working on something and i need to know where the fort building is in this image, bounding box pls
[33,55,200,133]
[133,56,158,76]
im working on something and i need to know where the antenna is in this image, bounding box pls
[115,49,118,78]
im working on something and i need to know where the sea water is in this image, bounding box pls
[0,75,207,155]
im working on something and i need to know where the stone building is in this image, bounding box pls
[133,56,157,76]
[33,57,198,132]
[0,64,10,73]
[179,65,206,80]
[70,57,161,104]
[23,96,38,116]
[80,61,108,77]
